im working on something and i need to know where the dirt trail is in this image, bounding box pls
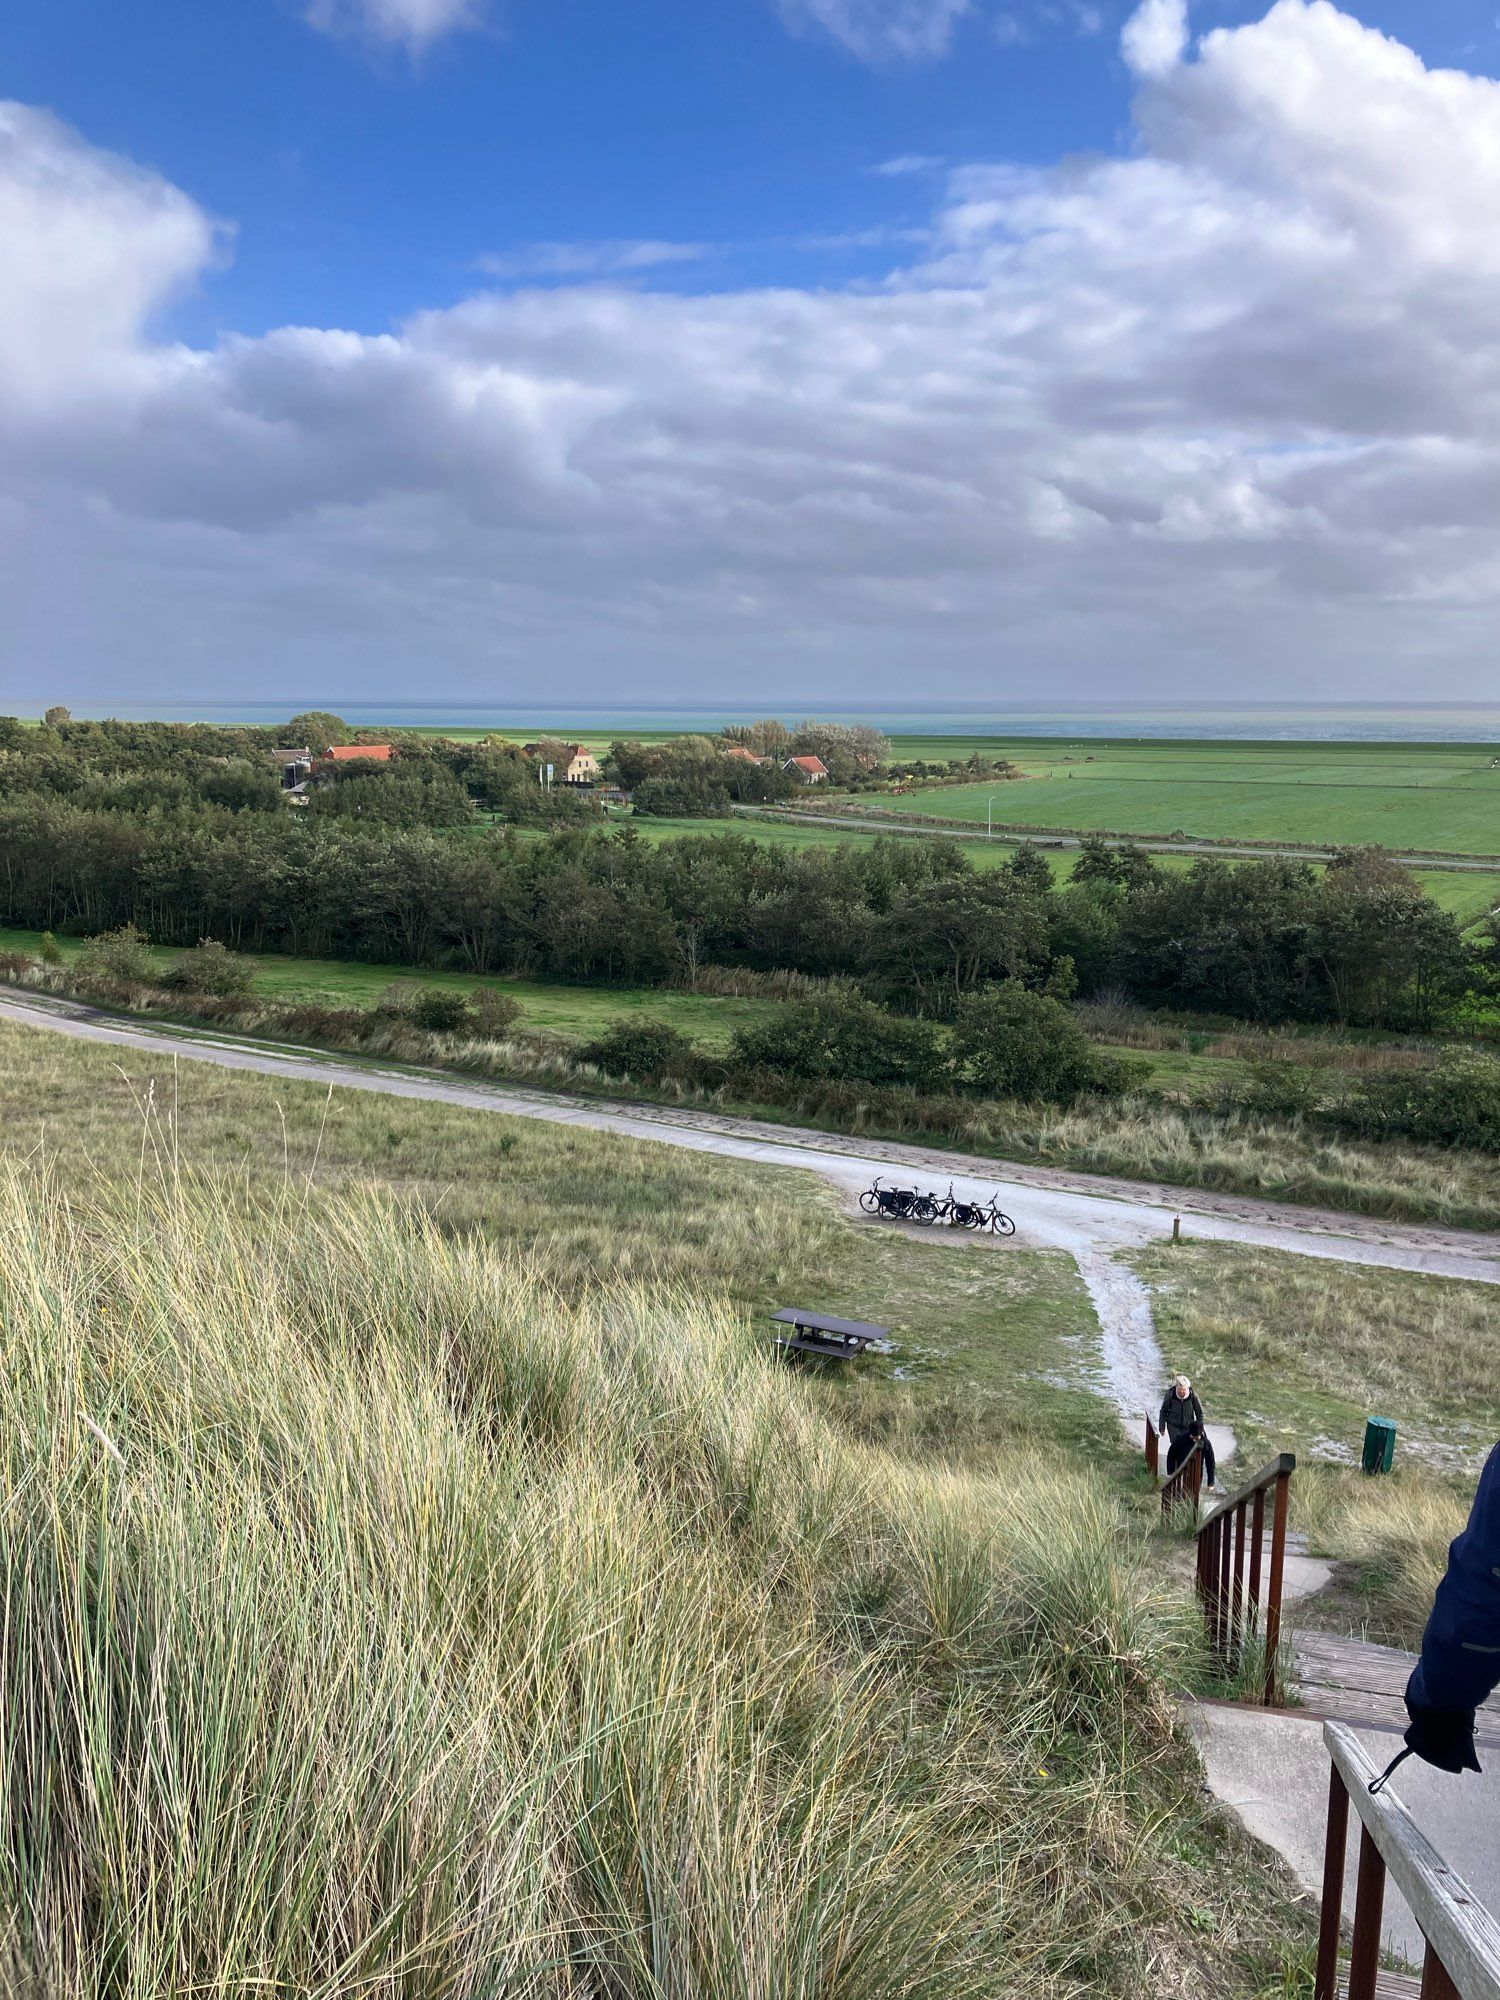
[4,985,1499,1445]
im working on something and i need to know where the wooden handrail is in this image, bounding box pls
[1198,1452,1297,1533]
[1193,1451,1294,1704]
[1315,1722,1500,2000]
[1159,1434,1205,1516]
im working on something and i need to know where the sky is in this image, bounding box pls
[4,0,1500,711]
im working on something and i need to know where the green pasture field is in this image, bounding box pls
[0,927,778,1047]
[629,814,1500,921]
[857,739,1500,856]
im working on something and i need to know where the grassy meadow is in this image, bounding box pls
[0,1019,1313,1996]
[857,739,1500,855]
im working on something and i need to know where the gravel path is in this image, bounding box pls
[5,985,1499,1446]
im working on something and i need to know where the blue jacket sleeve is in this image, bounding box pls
[1407,1443,1500,1716]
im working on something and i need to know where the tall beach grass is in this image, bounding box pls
[0,1151,1303,1998]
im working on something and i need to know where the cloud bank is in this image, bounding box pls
[8,0,1500,702]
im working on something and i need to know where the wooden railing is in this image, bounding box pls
[1194,1451,1294,1705]
[1315,1722,1500,2000]
[1145,1415,1204,1516]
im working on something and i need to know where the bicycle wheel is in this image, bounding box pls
[912,1196,939,1225]
[990,1210,1016,1237]
[859,1189,881,1214]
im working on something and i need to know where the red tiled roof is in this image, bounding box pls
[325,743,392,761]
[786,755,827,774]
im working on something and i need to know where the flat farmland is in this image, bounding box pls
[859,739,1500,855]
[630,815,1500,922]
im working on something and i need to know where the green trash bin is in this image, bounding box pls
[1362,1416,1397,1475]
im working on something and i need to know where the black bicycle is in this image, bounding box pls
[981,1193,1017,1236]
[860,1177,920,1221]
[937,1183,987,1229]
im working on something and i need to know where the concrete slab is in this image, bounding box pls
[1184,1701,1500,1967]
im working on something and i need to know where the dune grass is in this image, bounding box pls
[0,1133,1309,1996]
[1128,1238,1500,1469]
[1292,1464,1474,1645]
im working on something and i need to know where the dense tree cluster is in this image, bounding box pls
[0,768,1481,1028]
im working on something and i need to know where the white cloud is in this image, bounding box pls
[304,0,483,52]
[870,154,945,176]
[10,3,1500,702]
[1121,0,1187,76]
[778,0,972,61]
[475,240,710,281]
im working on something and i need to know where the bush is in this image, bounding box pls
[950,982,1134,1103]
[37,931,63,966]
[75,924,155,987]
[578,1019,696,1079]
[1342,1050,1500,1151]
[731,994,948,1089]
[469,987,524,1037]
[1235,1060,1326,1121]
[406,987,475,1035]
[167,939,256,999]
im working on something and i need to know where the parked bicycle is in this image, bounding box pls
[860,1177,1016,1236]
[860,1177,921,1221]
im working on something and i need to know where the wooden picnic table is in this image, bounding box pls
[770,1308,889,1360]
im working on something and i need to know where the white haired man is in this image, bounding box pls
[1158,1374,1216,1491]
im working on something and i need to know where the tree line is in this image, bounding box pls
[0,779,1483,1030]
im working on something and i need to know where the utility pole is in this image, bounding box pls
[986,793,997,839]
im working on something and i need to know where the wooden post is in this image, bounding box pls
[1347,1826,1388,2000]
[1314,1763,1350,2000]
[1172,1214,1181,1244]
[1145,1417,1159,1479]
[1419,1947,1461,2000]
[1248,1485,1265,1622]
[1263,1466,1291,1705]
[1232,1500,1248,1660]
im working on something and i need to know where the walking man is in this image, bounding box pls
[1158,1374,1216,1491]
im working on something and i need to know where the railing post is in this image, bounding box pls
[1145,1417,1159,1479]
[1231,1499,1248,1661]
[1248,1484,1265,1621]
[1419,1947,1461,2000]
[1347,1826,1387,2000]
[1262,1465,1291,1705]
[1313,1762,1349,2000]
[1219,1505,1234,1662]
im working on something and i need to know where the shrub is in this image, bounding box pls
[1342,1050,1500,1152]
[75,923,155,987]
[579,1019,696,1079]
[1235,1060,1326,1121]
[37,931,63,966]
[167,939,256,999]
[469,987,524,1037]
[406,987,475,1035]
[950,982,1134,1103]
[731,994,948,1089]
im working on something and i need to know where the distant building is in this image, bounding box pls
[269,747,313,790]
[722,746,770,765]
[321,743,393,764]
[783,754,828,785]
[523,743,601,785]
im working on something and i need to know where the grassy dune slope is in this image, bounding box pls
[0,1042,1308,1995]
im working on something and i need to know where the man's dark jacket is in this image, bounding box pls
[1158,1388,1205,1443]
[1408,1442,1500,1718]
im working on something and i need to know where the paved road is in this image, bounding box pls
[737,805,1500,876]
[5,986,1500,1301]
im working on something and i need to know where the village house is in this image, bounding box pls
[783,754,828,785]
[268,747,313,789]
[522,743,601,785]
[722,745,770,765]
[319,743,393,765]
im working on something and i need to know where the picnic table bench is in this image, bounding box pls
[770,1308,889,1360]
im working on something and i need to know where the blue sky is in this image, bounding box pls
[5,0,1500,709]
[2,0,1480,342]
